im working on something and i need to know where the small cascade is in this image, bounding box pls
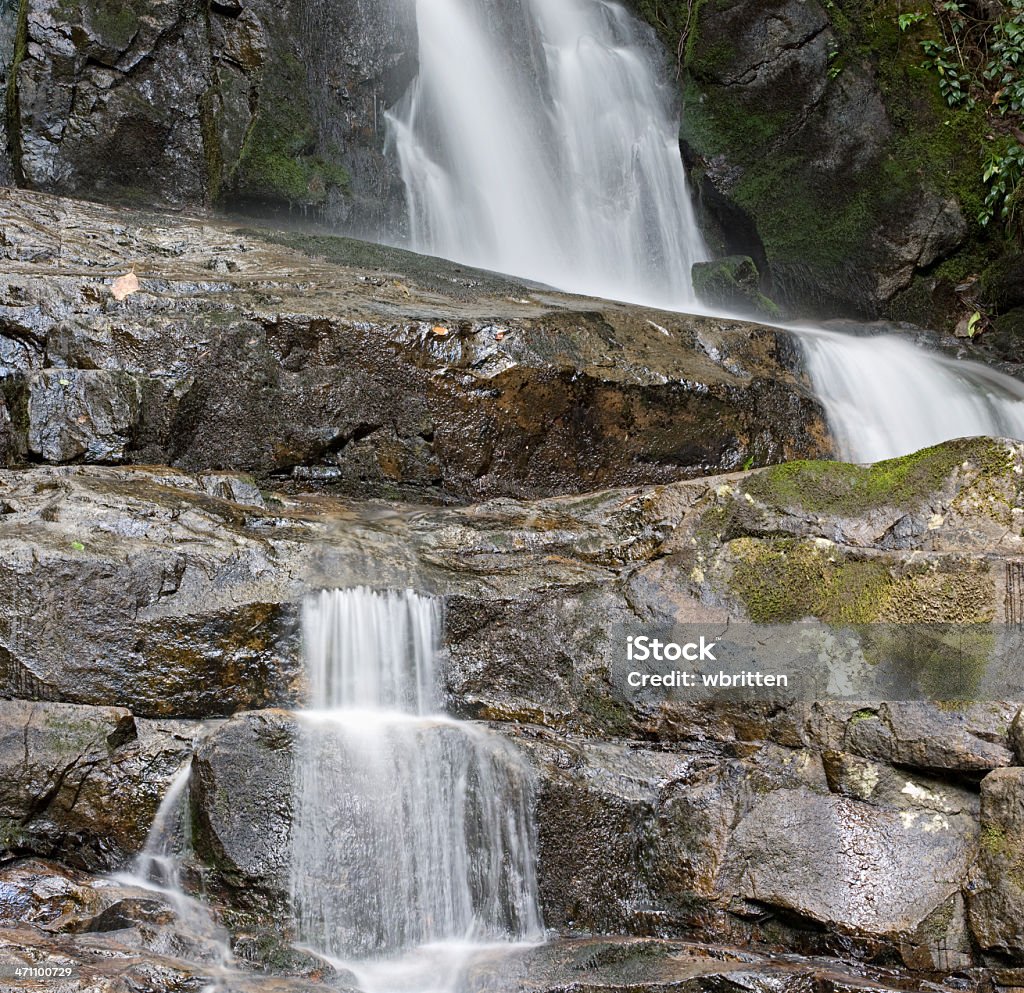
[385,0,706,308]
[797,328,1024,463]
[113,760,233,970]
[289,587,543,986]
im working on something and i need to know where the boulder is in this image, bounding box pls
[721,787,976,966]
[10,0,213,205]
[968,767,1024,957]
[0,700,193,871]
[190,710,297,924]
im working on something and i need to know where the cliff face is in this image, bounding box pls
[0,0,411,226]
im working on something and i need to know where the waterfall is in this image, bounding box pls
[385,0,706,309]
[112,760,234,973]
[797,328,1024,464]
[384,0,1024,462]
[289,587,543,983]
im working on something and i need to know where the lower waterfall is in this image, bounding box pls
[289,588,544,987]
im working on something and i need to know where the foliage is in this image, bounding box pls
[899,1,1024,240]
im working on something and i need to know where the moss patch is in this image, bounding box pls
[742,437,1010,516]
[727,538,895,623]
[230,53,349,208]
[727,536,996,627]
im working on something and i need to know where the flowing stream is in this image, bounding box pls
[385,0,1024,461]
[290,587,544,990]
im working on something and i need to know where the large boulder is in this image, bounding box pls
[2,0,412,222]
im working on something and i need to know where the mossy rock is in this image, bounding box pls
[726,536,996,629]
[228,51,348,209]
[637,0,989,320]
[691,255,781,319]
[741,437,1012,517]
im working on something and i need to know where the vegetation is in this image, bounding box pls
[898,1,1024,242]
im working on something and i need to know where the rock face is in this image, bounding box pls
[0,190,832,502]
[2,0,411,221]
[636,0,974,323]
[0,700,193,871]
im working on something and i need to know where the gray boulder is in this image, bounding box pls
[968,767,1024,958]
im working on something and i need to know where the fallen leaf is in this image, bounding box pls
[111,270,140,301]
[58,378,71,386]
[494,331,506,341]
[432,325,449,336]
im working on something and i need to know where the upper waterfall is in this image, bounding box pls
[385,0,707,309]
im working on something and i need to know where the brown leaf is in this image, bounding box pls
[111,270,140,301]
[431,325,449,336]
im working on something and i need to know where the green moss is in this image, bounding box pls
[728,538,895,623]
[742,437,1009,516]
[849,708,878,723]
[230,53,349,208]
[728,534,997,629]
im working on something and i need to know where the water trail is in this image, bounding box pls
[113,760,234,972]
[385,0,706,308]
[290,587,543,984]
[796,327,1024,463]
[385,0,1024,462]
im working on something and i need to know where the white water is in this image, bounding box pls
[385,0,1024,462]
[290,587,543,984]
[385,0,706,309]
[113,760,234,975]
[798,328,1024,463]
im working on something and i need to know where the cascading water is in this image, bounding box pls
[385,0,1024,461]
[385,0,706,309]
[113,760,234,974]
[289,587,543,990]
[797,328,1024,463]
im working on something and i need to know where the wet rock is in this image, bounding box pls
[692,256,780,320]
[26,369,142,462]
[840,703,1016,777]
[11,0,213,206]
[0,858,104,928]
[1011,709,1024,764]
[0,190,832,502]
[672,0,969,319]
[0,699,193,870]
[190,710,297,923]
[968,767,1024,958]
[720,787,976,959]
[0,465,315,718]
